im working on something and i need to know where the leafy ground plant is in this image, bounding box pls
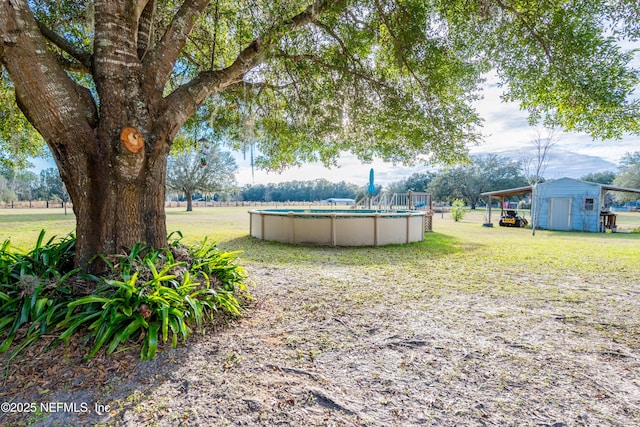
[0,232,249,360]
[0,231,77,360]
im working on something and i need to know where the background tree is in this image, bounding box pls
[2,1,640,273]
[613,152,640,203]
[522,128,557,235]
[428,155,527,208]
[166,142,237,211]
[582,170,618,208]
[0,164,16,202]
[0,175,16,203]
[427,172,459,205]
[580,171,616,185]
[240,179,359,202]
[388,172,436,194]
[0,165,39,203]
[11,170,38,202]
[36,168,66,202]
[241,184,270,203]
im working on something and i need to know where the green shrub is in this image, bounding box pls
[0,231,250,360]
[0,231,78,359]
[58,236,249,360]
[450,199,466,222]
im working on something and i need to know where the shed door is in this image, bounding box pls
[549,198,572,230]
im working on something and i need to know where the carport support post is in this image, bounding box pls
[531,184,538,236]
[483,196,493,227]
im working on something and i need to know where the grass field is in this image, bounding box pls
[1,204,638,243]
[1,206,639,425]
[1,206,639,312]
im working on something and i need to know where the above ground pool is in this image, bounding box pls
[248,209,430,246]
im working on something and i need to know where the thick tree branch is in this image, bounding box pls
[0,0,97,146]
[225,0,341,77]
[145,0,211,92]
[137,0,156,59]
[35,19,92,71]
[160,0,345,139]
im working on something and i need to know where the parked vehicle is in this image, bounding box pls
[499,210,528,227]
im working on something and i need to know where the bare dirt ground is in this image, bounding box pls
[1,239,639,426]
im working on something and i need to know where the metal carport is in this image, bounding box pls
[480,185,532,226]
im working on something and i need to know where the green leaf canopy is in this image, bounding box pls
[3,0,640,169]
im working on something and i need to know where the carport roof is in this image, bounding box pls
[481,186,532,198]
[601,184,640,195]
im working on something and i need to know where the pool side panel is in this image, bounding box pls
[248,210,426,246]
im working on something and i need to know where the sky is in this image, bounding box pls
[232,73,639,188]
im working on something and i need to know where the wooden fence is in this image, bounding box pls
[0,200,328,210]
[0,201,69,209]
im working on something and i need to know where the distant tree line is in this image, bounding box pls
[612,152,640,202]
[6,152,640,208]
[429,155,528,209]
[240,179,362,202]
[387,153,640,208]
[385,154,528,208]
[156,150,640,206]
[0,166,68,203]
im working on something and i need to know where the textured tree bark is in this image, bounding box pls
[186,194,194,212]
[66,142,170,268]
[1,0,175,272]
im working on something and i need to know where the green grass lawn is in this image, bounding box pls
[1,205,638,259]
[0,206,251,250]
[1,205,638,299]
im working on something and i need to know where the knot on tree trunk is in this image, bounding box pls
[120,127,144,153]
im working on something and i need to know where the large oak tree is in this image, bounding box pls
[1,0,640,272]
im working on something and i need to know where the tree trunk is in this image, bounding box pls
[0,0,177,274]
[67,144,170,269]
[186,193,194,212]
